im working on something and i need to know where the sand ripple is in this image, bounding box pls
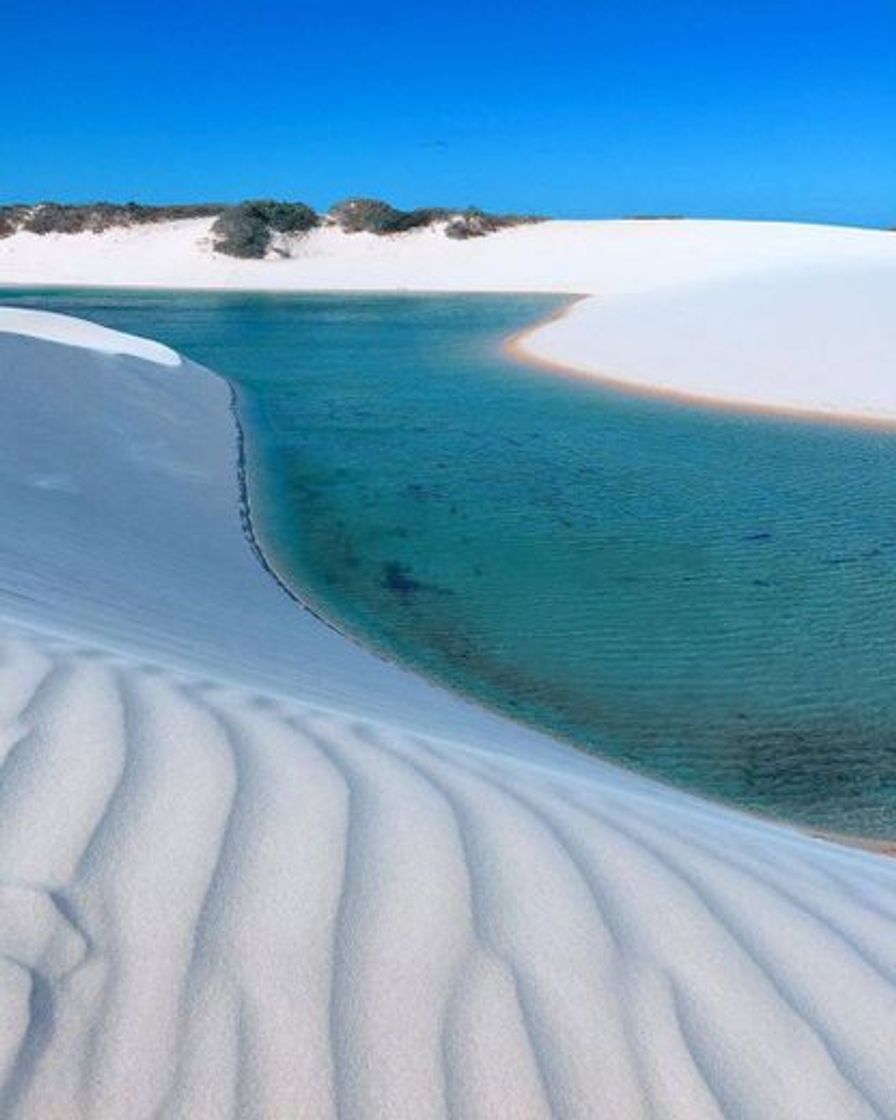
[0,626,893,1118]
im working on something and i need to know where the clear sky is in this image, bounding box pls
[3,0,895,226]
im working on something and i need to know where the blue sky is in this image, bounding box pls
[3,0,895,225]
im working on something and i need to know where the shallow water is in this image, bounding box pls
[3,287,896,837]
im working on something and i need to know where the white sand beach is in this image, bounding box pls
[1,224,896,1117]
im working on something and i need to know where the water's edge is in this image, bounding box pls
[4,287,893,845]
[214,307,893,857]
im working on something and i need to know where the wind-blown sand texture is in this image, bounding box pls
[2,217,896,419]
[0,295,895,1118]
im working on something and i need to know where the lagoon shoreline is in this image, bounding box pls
[3,216,896,426]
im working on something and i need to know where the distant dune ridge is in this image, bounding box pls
[1,230,896,1116]
[0,199,543,259]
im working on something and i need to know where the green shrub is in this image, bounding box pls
[255,200,319,233]
[331,197,545,238]
[25,203,91,234]
[211,205,271,258]
[445,207,545,239]
[329,198,405,233]
[388,206,453,232]
[331,198,462,234]
[211,200,320,258]
[1,196,545,247]
[0,206,26,238]
[20,201,225,235]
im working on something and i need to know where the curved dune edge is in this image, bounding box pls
[507,297,896,431]
[0,313,895,1117]
[0,306,181,367]
[511,270,896,428]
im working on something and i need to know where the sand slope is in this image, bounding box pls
[0,313,895,1118]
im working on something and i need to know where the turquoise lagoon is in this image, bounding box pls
[4,288,896,838]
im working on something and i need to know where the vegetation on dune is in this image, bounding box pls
[329,198,453,234]
[210,200,319,258]
[444,206,545,239]
[0,201,224,237]
[0,206,28,238]
[327,197,401,233]
[0,196,547,253]
[329,197,544,238]
[210,207,271,259]
[223,196,542,256]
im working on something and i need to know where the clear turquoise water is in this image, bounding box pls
[3,288,896,837]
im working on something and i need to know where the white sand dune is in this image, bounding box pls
[2,216,896,419]
[521,261,896,422]
[0,307,181,366]
[1,295,896,1119]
